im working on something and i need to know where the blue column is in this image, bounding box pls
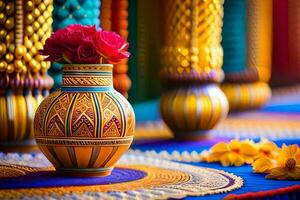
[222,0,246,73]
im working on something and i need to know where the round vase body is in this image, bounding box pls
[34,64,135,177]
[160,84,228,140]
[221,82,271,111]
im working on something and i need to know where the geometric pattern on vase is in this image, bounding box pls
[34,64,135,176]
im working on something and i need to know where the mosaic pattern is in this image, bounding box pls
[0,153,243,199]
[34,64,135,176]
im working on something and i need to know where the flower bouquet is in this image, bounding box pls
[34,24,135,177]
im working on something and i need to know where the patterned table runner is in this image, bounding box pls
[0,152,243,199]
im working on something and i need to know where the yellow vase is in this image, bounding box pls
[34,64,135,177]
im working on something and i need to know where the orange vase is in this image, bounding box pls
[34,64,135,177]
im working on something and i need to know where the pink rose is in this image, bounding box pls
[94,30,130,64]
[40,24,130,64]
[40,25,98,63]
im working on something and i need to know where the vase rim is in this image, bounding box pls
[62,64,113,67]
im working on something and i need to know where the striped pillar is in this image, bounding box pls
[221,0,272,111]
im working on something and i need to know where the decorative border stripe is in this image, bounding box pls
[63,72,112,75]
[61,87,113,92]
[35,137,133,146]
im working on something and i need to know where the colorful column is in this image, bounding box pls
[49,0,100,91]
[271,0,300,86]
[221,0,272,110]
[159,0,228,139]
[126,0,161,102]
[0,0,53,146]
[100,0,131,97]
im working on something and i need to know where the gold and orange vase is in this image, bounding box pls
[34,64,135,177]
[159,0,228,139]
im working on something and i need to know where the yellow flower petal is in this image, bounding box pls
[259,139,279,152]
[287,167,300,180]
[282,144,299,158]
[220,152,244,167]
[228,139,241,151]
[266,167,288,180]
[253,156,273,173]
[240,141,258,156]
[211,142,230,154]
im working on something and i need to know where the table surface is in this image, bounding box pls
[132,89,300,199]
[2,88,300,199]
[132,139,300,199]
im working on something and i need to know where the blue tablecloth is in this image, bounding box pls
[132,139,300,199]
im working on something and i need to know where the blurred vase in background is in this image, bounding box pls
[159,0,228,139]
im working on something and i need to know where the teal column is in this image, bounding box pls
[128,0,161,103]
[222,0,246,73]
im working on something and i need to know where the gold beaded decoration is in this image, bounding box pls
[160,0,225,83]
[0,0,53,144]
[0,0,53,80]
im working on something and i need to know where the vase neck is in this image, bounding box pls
[61,64,113,92]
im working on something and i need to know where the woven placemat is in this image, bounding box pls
[0,152,243,199]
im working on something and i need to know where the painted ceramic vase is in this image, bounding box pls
[34,64,135,177]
